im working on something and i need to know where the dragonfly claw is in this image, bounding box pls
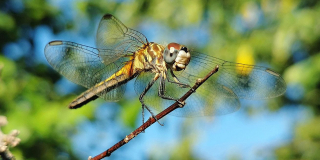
[179,84,191,88]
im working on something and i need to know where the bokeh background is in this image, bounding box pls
[1,0,320,159]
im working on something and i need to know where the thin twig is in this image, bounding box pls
[89,65,220,160]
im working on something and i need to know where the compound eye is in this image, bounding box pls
[181,46,188,52]
[163,47,178,64]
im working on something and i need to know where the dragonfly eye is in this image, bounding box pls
[181,46,188,52]
[163,47,178,64]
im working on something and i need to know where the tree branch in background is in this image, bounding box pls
[89,65,220,160]
[0,116,20,160]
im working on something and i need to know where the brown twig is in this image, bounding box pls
[89,65,219,160]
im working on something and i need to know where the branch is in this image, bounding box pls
[89,65,220,160]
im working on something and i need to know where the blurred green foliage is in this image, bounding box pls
[0,53,97,160]
[0,0,320,159]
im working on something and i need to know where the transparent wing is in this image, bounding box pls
[44,41,127,101]
[176,51,287,100]
[96,14,148,65]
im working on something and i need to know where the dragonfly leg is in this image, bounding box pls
[139,79,164,126]
[167,69,190,88]
[141,104,145,128]
[158,76,185,107]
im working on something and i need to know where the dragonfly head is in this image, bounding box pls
[163,43,191,71]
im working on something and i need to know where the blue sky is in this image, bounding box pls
[69,96,308,160]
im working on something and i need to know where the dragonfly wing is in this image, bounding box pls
[96,14,148,65]
[44,41,126,101]
[177,51,286,100]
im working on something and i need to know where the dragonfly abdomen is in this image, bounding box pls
[69,60,138,109]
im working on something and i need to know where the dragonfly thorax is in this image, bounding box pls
[133,42,166,72]
[163,43,191,71]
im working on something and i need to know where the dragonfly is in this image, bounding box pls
[44,14,286,120]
